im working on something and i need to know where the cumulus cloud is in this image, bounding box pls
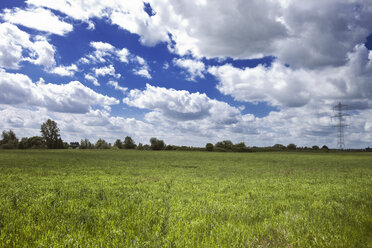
[84,74,100,86]
[51,64,78,77]
[94,64,121,78]
[209,44,372,108]
[26,0,169,46]
[123,84,241,126]
[80,41,150,78]
[25,0,372,70]
[107,80,127,93]
[0,70,118,113]
[132,55,151,79]
[81,41,130,64]
[1,7,73,35]
[173,58,205,81]
[0,22,56,69]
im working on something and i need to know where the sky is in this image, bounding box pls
[0,0,371,148]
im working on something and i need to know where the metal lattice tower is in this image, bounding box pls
[332,102,348,150]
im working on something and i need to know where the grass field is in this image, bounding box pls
[0,150,371,247]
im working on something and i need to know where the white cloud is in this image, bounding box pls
[173,58,205,81]
[132,55,151,79]
[0,70,119,113]
[1,7,73,35]
[25,0,372,70]
[84,74,100,86]
[209,44,372,108]
[0,22,31,69]
[80,41,151,79]
[26,0,169,45]
[107,80,127,93]
[51,64,78,77]
[133,68,151,79]
[90,41,115,51]
[117,48,130,63]
[123,84,241,125]
[26,36,56,68]
[0,22,56,69]
[80,41,130,65]
[94,64,121,78]
[150,0,372,69]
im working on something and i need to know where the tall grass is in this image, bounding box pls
[0,150,371,247]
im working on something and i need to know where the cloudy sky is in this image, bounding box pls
[0,0,371,148]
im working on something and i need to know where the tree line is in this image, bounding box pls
[1,119,371,152]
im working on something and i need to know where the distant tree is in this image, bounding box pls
[0,130,19,149]
[123,136,136,149]
[95,139,109,149]
[143,144,150,150]
[18,136,45,149]
[215,140,233,150]
[287,143,297,150]
[137,143,143,150]
[233,142,248,152]
[114,139,123,149]
[273,144,286,150]
[150,137,165,150]
[205,143,214,151]
[40,119,61,149]
[29,136,46,149]
[164,145,174,150]
[18,137,29,149]
[321,145,329,151]
[80,138,93,149]
[312,145,319,150]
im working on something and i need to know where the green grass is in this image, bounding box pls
[0,150,371,247]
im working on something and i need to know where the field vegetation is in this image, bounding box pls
[0,150,371,247]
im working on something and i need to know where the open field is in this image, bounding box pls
[0,150,371,247]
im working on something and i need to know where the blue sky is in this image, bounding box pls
[0,0,372,148]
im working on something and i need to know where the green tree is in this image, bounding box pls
[0,130,19,149]
[312,145,319,150]
[233,142,247,152]
[18,136,45,149]
[40,119,61,149]
[95,139,109,149]
[321,145,329,151]
[150,137,165,150]
[287,143,297,150]
[123,136,136,149]
[137,143,143,150]
[215,140,233,150]
[114,139,123,149]
[273,144,286,150]
[80,138,93,149]
[205,143,214,151]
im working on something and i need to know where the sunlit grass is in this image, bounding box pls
[0,150,371,247]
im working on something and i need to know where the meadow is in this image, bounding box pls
[0,150,371,247]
